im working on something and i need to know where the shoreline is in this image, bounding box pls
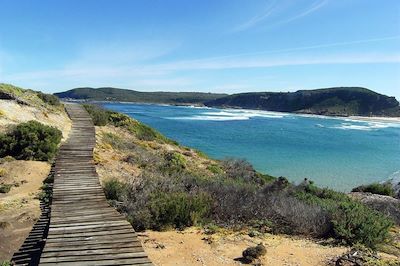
[347,115,400,123]
[79,99,400,124]
[63,99,400,123]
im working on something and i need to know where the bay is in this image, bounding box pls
[103,103,400,191]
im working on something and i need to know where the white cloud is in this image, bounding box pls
[2,37,399,93]
[232,0,278,32]
[4,51,399,89]
[232,0,329,32]
[151,52,400,72]
[274,0,329,26]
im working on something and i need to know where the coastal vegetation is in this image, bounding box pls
[0,121,62,161]
[205,87,400,117]
[0,83,62,110]
[85,104,395,250]
[352,182,395,197]
[55,87,227,105]
[83,104,176,143]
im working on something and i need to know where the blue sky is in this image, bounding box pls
[0,0,399,99]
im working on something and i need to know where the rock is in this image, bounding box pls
[201,236,213,244]
[155,243,165,249]
[242,243,266,263]
[334,247,378,266]
[350,192,400,225]
[248,230,260,238]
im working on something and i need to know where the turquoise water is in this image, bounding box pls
[103,103,400,191]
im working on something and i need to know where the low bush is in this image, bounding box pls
[352,182,395,197]
[36,92,60,106]
[147,191,212,230]
[128,122,160,141]
[84,104,175,143]
[83,104,110,126]
[0,184,12,193]
[242,243,266,263]
[103,178,127,201]
[122,168,331,236]
[102,132,129,150]
[331,201,393,248]
[295,181,393,248]
[221,158,257,182]
[206,164,223,175]
[0,121,62,161]
[0,156,15,163]
[163,151,186,173]
[0,168,6,177]
[221,158,274,185]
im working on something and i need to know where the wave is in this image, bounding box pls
[170,115,251,121]
[332,121,400,131]
[169,109,290,121]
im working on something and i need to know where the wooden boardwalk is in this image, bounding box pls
[37,104,152,265]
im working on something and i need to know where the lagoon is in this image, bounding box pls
[103,103,400,191]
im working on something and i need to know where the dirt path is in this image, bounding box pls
[0,160,50,260]
[138,228,347,266]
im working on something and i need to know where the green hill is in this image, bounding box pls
[54,87,227,105]
[205,87,400,117]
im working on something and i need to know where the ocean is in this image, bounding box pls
[103,103,400,191]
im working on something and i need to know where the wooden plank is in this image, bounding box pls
[37,103,152,265]
[40,259,153,266]
[41,241,143,252]
[44,238,142,248]
[39,252,149,263]
[40,246,144,258]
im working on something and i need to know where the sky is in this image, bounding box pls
[0,0,399,99]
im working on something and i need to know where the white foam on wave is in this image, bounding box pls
[172,115,250,121]
[169,109,290,121]
[332,121,400,131]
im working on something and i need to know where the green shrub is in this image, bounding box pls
[331,201,393,248]
[194,149,208,159]
[0,184,12,193]
[108,112,131,127]
[102,132,127,150]
[0,168,6,177]
[221,158,270,185]
[103,178,127,201]
[84,104,174,143]
[352,183,395,197]
[256,173,276,184]
[128,122,159,141]
[207,164,223,175]
[163,151,186,172]
[294,181,394,248]
[148,191,212,230]
[0,156,15,163]
[36,92,60,106]
[83,104,110,126]
[0,121,62,161]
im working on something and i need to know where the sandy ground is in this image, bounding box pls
[138,228,347,266]
[0,100,71,140]
[0,160,50,260]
